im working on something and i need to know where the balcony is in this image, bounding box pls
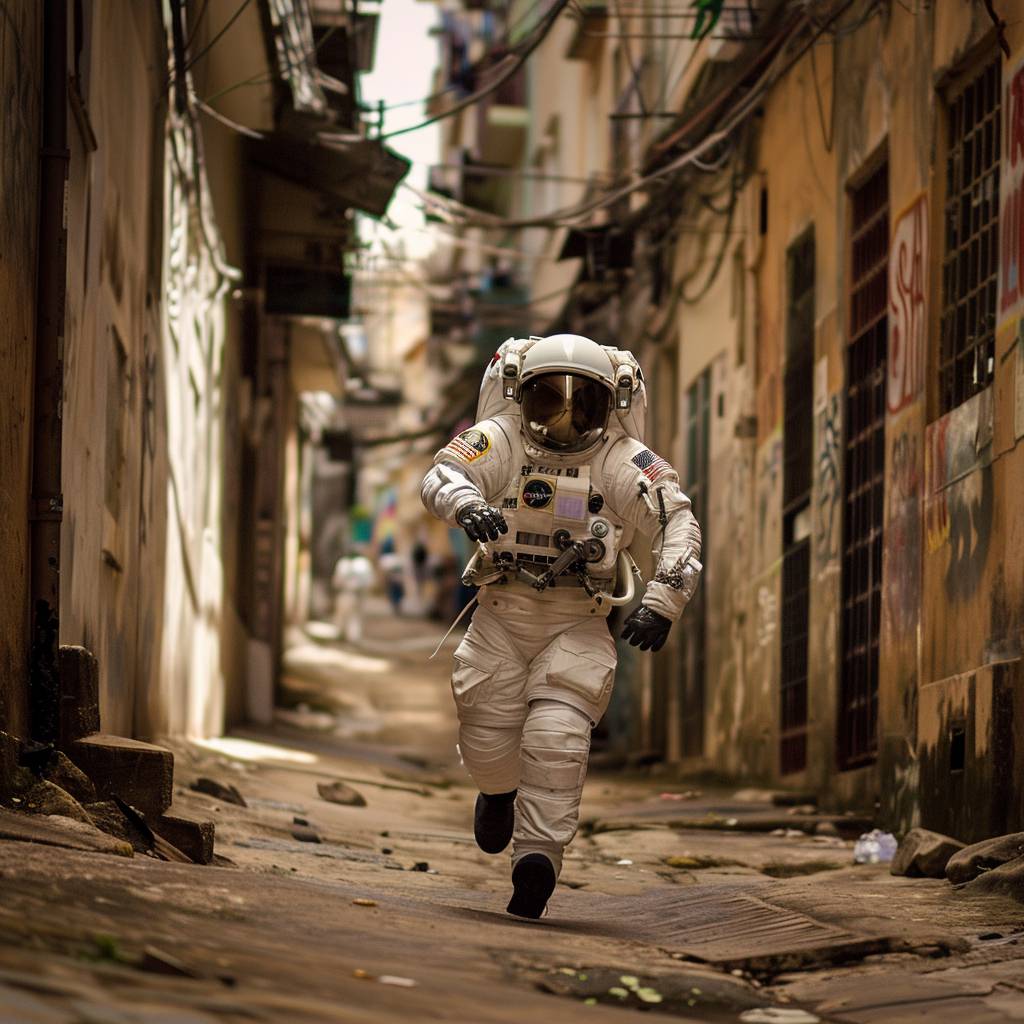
[564,1,607,62]
[475,61,528,168]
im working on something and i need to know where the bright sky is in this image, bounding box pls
[360,0,441,258]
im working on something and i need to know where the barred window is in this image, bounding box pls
[939,59,1001,414]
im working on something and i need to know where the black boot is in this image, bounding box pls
[507,853,556,919]
[474,790,516,854]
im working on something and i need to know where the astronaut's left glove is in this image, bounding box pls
[621,606,672,652]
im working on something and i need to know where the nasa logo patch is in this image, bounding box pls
[521,478,554,509]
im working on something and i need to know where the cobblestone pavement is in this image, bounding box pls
[1,604,1023,1022]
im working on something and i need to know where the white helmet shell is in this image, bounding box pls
[517,335,616,457]
[519,334,616,390]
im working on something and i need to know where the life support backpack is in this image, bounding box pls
[476,336,648,444]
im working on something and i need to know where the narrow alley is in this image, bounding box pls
[2,604,1023,1022]
[4,1,1024,1021]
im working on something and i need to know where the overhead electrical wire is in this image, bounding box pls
[413,1,856,234]
[178,0,254,76]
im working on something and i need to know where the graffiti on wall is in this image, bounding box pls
[998,55,1024,325]
[888,194,928,413]
[815,393,841,566]
[756,432,782,561]
[883,426,921,636]
[924,390,994,603]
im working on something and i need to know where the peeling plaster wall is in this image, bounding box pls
[664,5,1024,835]
[60,2,249,740]
[0,1,41,737]
[915,22,1024,842]
[752,41,842,794]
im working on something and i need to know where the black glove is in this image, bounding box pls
[621,606,672,651]
[457,503,508,542]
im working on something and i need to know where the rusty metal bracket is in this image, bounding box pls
[30,495,64,521]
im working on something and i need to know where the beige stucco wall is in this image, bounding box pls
[60,1,255,740]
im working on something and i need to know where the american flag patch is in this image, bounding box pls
[444,428,491,463]
[632,449,672,482]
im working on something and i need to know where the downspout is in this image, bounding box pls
[29,0,70,745]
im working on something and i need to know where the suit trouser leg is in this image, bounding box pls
[458,721,522,794]
[512,698,592,876]
[452,605,528,796]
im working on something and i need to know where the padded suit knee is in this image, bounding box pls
[514,699,592,874]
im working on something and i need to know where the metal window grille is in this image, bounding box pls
[839,161,889,770]
[780,539,810,774]
[780,230,815,776]
[680,368,710,758]
[939,60,1001,414]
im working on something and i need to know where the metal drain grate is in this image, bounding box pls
[561,885,891,972]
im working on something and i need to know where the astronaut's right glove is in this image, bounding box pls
[621,606,672,652]
[456,503,509,542]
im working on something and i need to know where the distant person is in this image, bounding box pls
[377,535,405,614]
[331,548,374,642]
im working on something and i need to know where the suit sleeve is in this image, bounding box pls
[604,438,703,622]
[420,419,514,526]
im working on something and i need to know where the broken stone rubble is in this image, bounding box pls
[946,832,1024,885]
[890,827,965,879]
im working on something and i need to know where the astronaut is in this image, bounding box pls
[421,334,702,919]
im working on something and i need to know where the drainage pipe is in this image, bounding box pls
[29,0,70,744]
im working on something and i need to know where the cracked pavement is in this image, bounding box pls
[1,605,1023,1023]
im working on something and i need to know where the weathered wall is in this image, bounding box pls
[0,2,40,737]
[752,42,842,793]
[915,17,1024,841]
[659,4,1023,838]
[62,1,166,739]
[60,1,251,740]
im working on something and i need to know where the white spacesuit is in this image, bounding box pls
[421,334,702,918]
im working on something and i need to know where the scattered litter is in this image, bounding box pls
[619,975,639,988]
[608,987,629,999]
[139,946,199,979]
[352,898,377,907]
[853,829,897,864]
[769,828,806,838]
[317,780,367,807]
[353,969,373,979]
[584,997,597,1005]
[635,988,663,1004]
[189,777,247,807]
[659,790,701,801]
[411,861,430,872]
[379,975,417,988]
[739,1010,820,1023]
[616,859,633,866]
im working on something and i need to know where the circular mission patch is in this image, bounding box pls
[521,478,554,509]
[459,429,491,454]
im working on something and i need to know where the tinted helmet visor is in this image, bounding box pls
[521,372,612,454]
